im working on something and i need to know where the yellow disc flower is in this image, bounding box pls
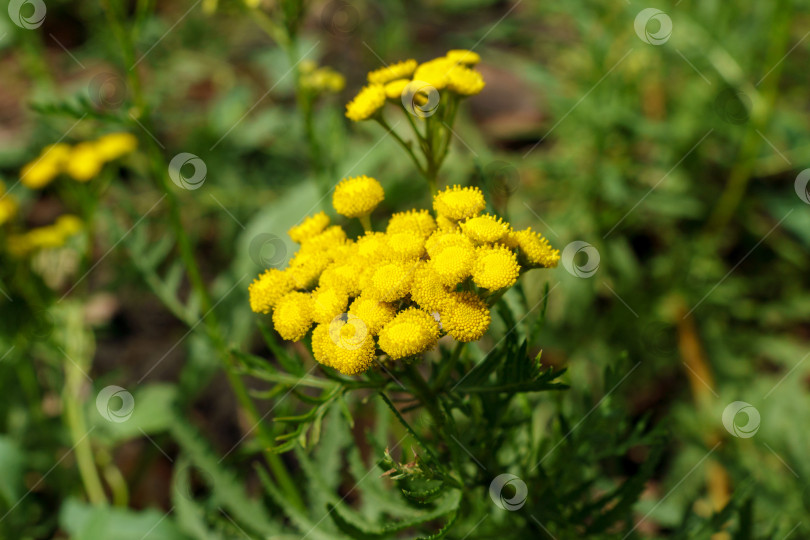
[0,183,17,225]
[312,321,376,375]
[440,292,491,342]
[345,84,386,121]
[461,213,510,243]
[386,232,425,261]
[94,133,138,161]
[425,231,473,258]
[356,231,392,261]
[348,295,396,335]
[472,245,520,290]
[319,262,362,297]
[384,79,410,99]
[333,175,384,218]
[386,209,437,238]
[21,143,71,189]
[378,308,440,360]
[410,264,451,311]
[66,142,103,182]
[446,49,481,66]
[289,211,330,244]
[433,185,486,221]
[413,57,453,90]
[288,249,332,289]
[249,268,293,314]
[368,59,417,85]
[429,243,475,286]
[311,287,349,325]
[272,291,313,341]
[363,261,416,302]
[446,65,485,96]
[506,228,561,268]
[436,215,458,232]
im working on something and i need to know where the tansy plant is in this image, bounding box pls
[241,53,572,537]
[345,50,485,193]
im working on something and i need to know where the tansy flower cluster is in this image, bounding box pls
[345,50,485,122]
[21,132,138,189]
[7,215,84,256]
[299,60,345,95]
[249,178,559,376]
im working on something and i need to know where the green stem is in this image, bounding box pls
[104,0,305,512]
[375,117,429,178]
[359,214,372,232]
[432,342,464,392]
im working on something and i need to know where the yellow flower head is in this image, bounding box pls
[272,291,313,341]
[312,321,376,375]
[55,215,83,236]
[302,66,345,93]
[66,142,103,182]
[311,286,350,325]
[506,228,561,268]
[386,232,425,261]
[425,231,473,258]
[368,59,417,85]
[345,84,386,121]
[301,225,348,254]
[94,133,138,161]
[289,211,330,244]
[436,215,459,232]
[249,268,293,314]
[446,65,485,96]
[386,209,437,238]
[333,175,384,218]
[410,263,451,311]
[461,213,510,243]
[0,197,17,226]
[363,260,416,302]
[472,245,520,290]
[433,185,486,221]
[413,57,454,90]
[319,262,362,297]
[21,143,71,189]
[348,294,396,335]
[378,308,440,360]
[384,79,410,99]
[288,249,332,289]
[446,49,481,66]
[429,242,475,286]
[439,291,491,342]
[356,231,392,261]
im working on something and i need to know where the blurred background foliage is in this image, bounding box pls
[1,0,809,538]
